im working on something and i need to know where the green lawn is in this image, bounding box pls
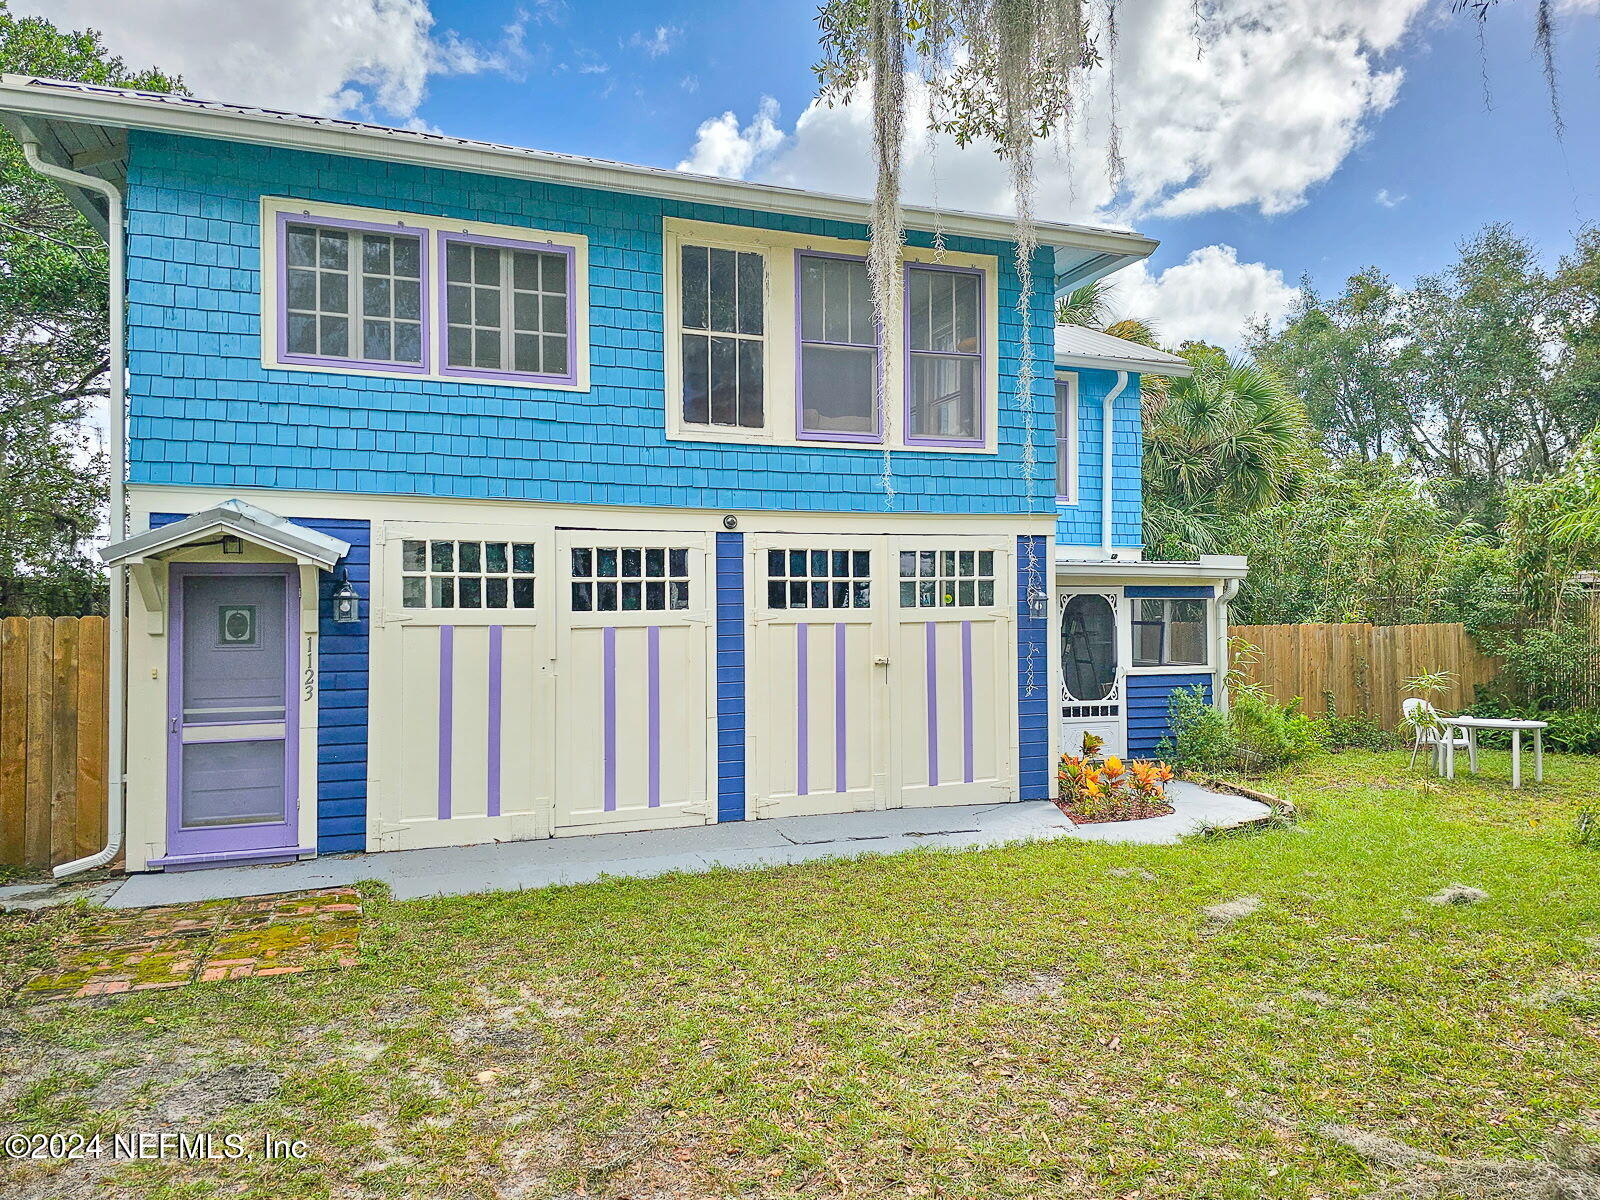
[4,750,1599,1199]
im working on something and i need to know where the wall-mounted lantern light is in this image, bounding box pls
[1027,584,1050,622]
[331,573,360,624]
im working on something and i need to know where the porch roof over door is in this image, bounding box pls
[99,499,350,569]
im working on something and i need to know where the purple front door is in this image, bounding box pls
[166,565,300,863]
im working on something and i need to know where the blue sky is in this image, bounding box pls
[26,0,1600,345]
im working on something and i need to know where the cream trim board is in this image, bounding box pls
[258,195,591,392]
[661,217,1000,454]
[1054,372,1079,506]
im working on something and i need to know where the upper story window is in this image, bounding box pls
[1056,375,1079,503]
[679,243,765,429]
[905,264,983,446]
[442,234,574,384]
[1132,598,1209,667]
[798,252,878,441]
[263,199,590,391]
[282,219,426,371]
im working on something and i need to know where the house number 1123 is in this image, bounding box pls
[304,634,315,701]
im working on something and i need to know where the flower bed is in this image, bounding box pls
[1055,739,1176,824]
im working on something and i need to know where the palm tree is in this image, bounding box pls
[1141,354,1311,557]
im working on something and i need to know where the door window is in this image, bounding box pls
[765,548,871,610]
[897,548,996,608]
[570,546,691,612]
[1061,594,1117,702]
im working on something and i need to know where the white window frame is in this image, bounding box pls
[1128,596,1212,670]
[674,238,770,433]
[1055,373,1079,505]
[260,197,590,392]
[662,217,999,452]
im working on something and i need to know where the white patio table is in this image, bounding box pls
[1438,716,1548,789]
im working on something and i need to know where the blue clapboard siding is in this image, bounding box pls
[1125,585,1215,599]
[715,531,746,822]
[1127,672,1213,758]
[1016,534,1051,800]
[150,512,370,854]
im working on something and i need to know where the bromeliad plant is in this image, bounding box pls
[1057,735,1175,823]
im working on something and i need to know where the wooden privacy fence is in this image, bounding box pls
[1228,622,1500,730]
[0,616,108,870]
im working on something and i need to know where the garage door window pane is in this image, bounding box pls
[401,537,535,609]
[765,547,869,610]
[570,546,692,611]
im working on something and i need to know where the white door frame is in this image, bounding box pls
[1056,586,1128,758]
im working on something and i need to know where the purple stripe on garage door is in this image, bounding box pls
[834,622,847,794]
[603,625,617,812]
[438,625,454,820]
[961,620,975,784]
[796,623,809,797]
[487,624,502,818]
[925,621,939,787]
[647,625,661,808]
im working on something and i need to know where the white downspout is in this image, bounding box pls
[1215,576,1241,714]
[23,141,128,880]
[1101,371,1127,558]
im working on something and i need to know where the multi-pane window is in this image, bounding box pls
[765,549,871,610]
[898,549,996,608]
[570,547,690,612]
[798,252,878,438]
[680,244,765,428]
[401,539,535,609]
[906,265,982,442]
[444,237,571,380]
[1056,376,1078,502]
[1132,598,1208,666]
[284,222,423,367]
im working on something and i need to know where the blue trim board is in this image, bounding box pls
[150,512,371,854]
[1015,534,1051,800]
[715,531,747,822]
[1125,585,1215,599]
[1127,672,1213,757]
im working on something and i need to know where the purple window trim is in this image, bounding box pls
[902,261,987,449]
[486,624,502,819]
[437,625,454,820]
[166,563,299,859]
[273,210,431,376]
[436,230,580,387]
[794,249,884,445]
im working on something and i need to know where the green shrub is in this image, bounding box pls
[1318,709,1400,751]
[1163,685,1325,775]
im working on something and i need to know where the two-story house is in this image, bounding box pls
[1,76,1244,875]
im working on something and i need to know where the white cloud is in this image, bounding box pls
[14,0,523,122]
[677,96,786,178]
[629,25,680,58]
[679,0,1425,224]
[1103,245,1298,352]
[1374,187,1407,207]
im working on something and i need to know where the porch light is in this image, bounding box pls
[1027,584,1050,621]
[331,574,360,624]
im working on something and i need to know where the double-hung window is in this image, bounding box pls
[442,234,574,384]
[679,243,765,428]
[1132,598,1209,667]
[905,263,983,444]
[282,219,425,371]
[1056,375,1079,502]
[797,252,878,439]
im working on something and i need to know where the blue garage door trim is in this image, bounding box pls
[715,531,746,822]
[150,512,370,855]
[1127,672,1213,757]
[1016,534,1051,800]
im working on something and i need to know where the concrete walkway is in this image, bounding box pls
[65,781,1267,908]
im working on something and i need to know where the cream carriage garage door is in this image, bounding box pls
[749,534,1016,820]
[370,522,557,851]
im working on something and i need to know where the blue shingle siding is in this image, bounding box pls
[1055,367,1144,550]
[1127,672,1213,758]
[150,512,370,855]
[1016,534,1051,799]
[715,531,746,822]
[124,131,1059,516]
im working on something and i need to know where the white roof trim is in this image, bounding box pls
[1054,553,1248,583]
[100,499,349,569]
[0,75,1157,283]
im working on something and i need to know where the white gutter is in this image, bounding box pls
[23,140,127,880]
[1215,576,1241,713]
[1101,371,1128,558]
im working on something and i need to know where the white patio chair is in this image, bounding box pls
[1402,697,1472,773]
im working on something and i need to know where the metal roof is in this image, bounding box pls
[100,499,350,568]
[1055,324,1192,376]
[0,75,1157,291]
